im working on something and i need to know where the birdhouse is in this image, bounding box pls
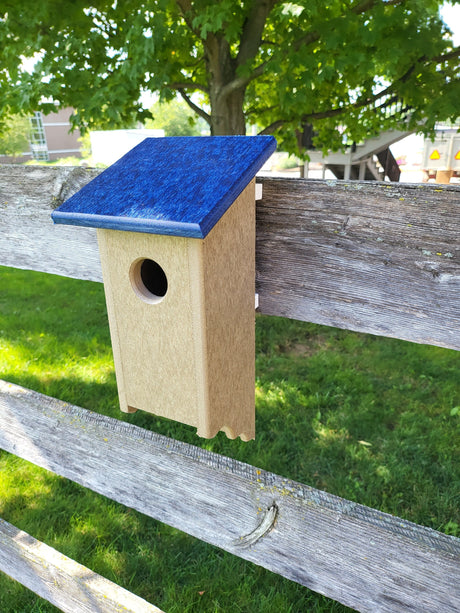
[52,136,276,441]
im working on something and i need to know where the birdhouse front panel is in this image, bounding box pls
[97,228,202,427]
[51,136,277,440]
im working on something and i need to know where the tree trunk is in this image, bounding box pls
[205,35,246,135]
[210,88,246,135]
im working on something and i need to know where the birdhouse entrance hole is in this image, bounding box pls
[130,258,168,303]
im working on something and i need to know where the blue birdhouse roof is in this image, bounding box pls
[52,135,276,239]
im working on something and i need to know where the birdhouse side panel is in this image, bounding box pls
[199,180,256,441]
[97,230,132,414]
[97,229,202,427]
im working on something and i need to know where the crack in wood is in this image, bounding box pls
[232,504,278,548]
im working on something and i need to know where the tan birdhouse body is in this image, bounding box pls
[51,136,276,440]
[97,181,255,440]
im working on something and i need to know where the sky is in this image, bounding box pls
[440,2,460,45]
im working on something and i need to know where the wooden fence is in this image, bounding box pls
[0,164,459,612]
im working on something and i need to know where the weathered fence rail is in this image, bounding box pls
[0,515,162,613]
[1,165,459,348]
[0,164,459,612]
[0,379,459,613]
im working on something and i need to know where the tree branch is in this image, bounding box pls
[176,0,224,59]
[258,75,410,135]
[179,0,400,107]
[350,0,377,13]
[177,0,417,100]
[177,88,211,125]
[226,0,392,101]
[292,30,320,52]
[292,0,406,52]
[168,81,210,94]
[236,0,279,67]
[431,46,460,63]
[177,0,456,131]
[175,0,200,37]
[259,35,456,136]
[210,0,278,103]
[217,60,269,100]
[258,92,401,135]
[258,119,285,135]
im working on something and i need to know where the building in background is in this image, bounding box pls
[89,129,164,166]
[29,108,82,162]
[422,125,460,184]
[0,108,82,163]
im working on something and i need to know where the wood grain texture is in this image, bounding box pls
[256,178,460,349]
[1,166,459,348]
[0,517,163,613]
[1,380,459,613]
[0,165,102,281]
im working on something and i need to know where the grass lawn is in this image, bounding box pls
[0,264,459,612]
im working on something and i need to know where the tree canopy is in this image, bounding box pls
[1,0,459,153]
[0,114,30,156]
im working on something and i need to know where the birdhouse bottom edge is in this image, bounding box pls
[121,402,254,442]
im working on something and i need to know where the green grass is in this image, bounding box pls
[0,265,459,612]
